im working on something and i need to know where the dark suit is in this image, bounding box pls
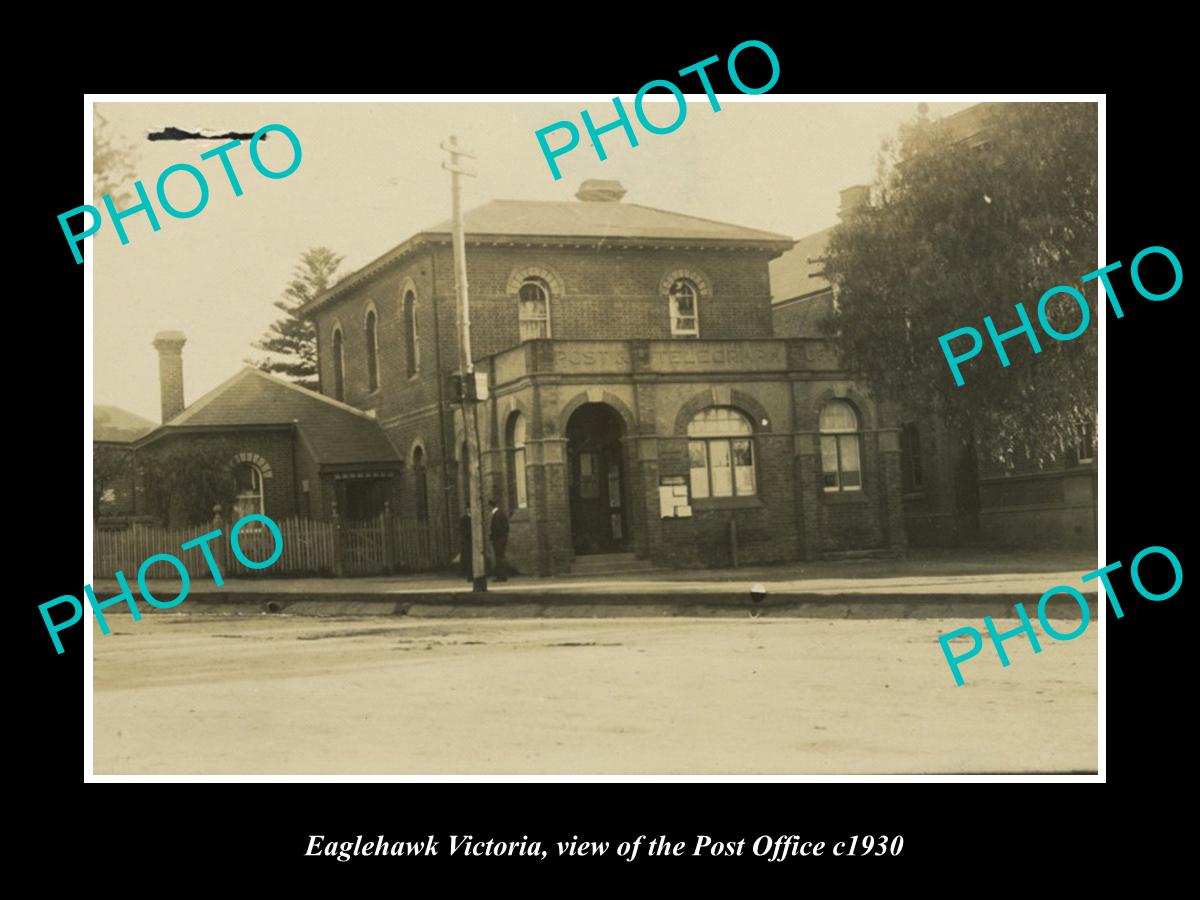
[489,507,509,580]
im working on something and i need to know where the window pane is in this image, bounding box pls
[333,330,345,399]
[669,280,699,335]
[404,293,418,377]
[840,435,862,488]
[710,440,732,497]
[519,281,547,306]
[732,439,755,496]
[519,280,550,340]
[688,441,709,499]
[519,297,547,318]
[688,407,752,438]
[819,400,858,433]
[515,447,527,508]
[520,321,546,341]
[235,463,256,492]
[366,311,378,391]
[820,435,839,488]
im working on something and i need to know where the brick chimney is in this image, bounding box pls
[152,330,187,423]
[575,179,626,202]
[838,185,870,222]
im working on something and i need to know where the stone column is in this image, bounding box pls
[528,382,572,576]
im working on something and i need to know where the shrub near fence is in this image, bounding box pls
[93,513,449,579]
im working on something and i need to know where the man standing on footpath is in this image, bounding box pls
[488,498,509,582]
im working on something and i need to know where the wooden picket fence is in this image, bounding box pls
[92,513,450,579]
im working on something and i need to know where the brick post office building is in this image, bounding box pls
[303,180,908,575]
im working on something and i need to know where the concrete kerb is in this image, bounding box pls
[122,590,1099,620]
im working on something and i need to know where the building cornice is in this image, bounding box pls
[302,233,795,318]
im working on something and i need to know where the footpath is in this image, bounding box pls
[95,549,1101,620]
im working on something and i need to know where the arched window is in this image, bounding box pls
[232,461,265,519]
[820,400,862,492]
[404,290,419,378]
[668,278,700,338]
[365,308,379,392]
[687,407,755,499]
[331,327,345,401]
[506,412,528,509]
[412,445,429,522]
[518,277,551,340]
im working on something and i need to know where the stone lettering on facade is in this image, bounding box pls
[649,341,783,372]
[554,344,632,373]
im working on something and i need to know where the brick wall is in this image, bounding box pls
[138,431,299,528]
[313,242,780,421]
[451,246,775,355]
[772,289,835,338]
[308,240,910,571]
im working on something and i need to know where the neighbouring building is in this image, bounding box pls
[769,104,1098,550]
[107,331,404,528]
[93,404,155,519]
[301,179,909,575]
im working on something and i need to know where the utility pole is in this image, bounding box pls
[441,135,487,592]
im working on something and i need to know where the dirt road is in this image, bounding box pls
[92,614,1097,775]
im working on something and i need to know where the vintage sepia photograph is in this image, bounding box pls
[87,98,1099,775]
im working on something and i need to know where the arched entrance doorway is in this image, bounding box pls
[566,403,628,555]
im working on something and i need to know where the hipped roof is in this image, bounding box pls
[304,198,794,315]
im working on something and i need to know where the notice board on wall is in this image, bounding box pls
[659,476,692,519]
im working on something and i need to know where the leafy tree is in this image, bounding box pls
[93,445,133,521]
[138,440,241,527]
[249,247,344,390]
[822,103,1098,468]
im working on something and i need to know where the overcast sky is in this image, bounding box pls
[92,99,973,422]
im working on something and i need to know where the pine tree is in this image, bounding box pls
[250,247,345,390]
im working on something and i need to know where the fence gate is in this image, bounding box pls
[341,515,389,576]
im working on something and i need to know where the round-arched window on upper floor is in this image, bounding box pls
[518,278,551,340]
[668,278,700,338]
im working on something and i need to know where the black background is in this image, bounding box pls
[22,22,1188,887]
